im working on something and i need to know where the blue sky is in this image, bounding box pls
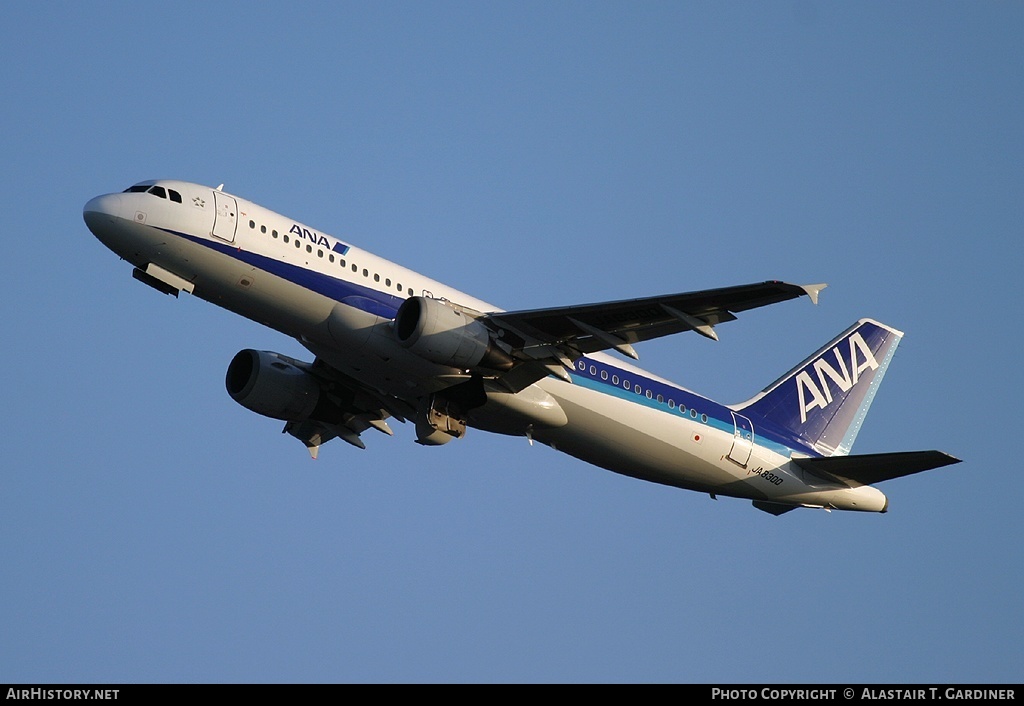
[1,1,1021,683]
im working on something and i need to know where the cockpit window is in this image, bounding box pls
[122,183,183,203]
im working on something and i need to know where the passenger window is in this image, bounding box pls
[168,190,182,203]
[306,244,312,253]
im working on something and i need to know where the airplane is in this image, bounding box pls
[83,179,959,515]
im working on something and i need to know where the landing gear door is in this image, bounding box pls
[728,412,754,467]
[212,191,238,243]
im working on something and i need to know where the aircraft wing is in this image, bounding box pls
[482,280,824,390]
[278,355,410,457]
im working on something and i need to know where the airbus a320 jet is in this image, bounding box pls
[84,180,959,515]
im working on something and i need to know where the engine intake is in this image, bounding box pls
[394,296,513,371]
[226,349,323,421]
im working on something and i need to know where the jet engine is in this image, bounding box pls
[226,349,328,422]
[394,296,513,371]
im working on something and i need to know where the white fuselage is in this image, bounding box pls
[84,180,888,512]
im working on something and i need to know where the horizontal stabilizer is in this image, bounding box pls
[793,450,961,486]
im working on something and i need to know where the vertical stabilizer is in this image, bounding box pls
[737,319,903,456]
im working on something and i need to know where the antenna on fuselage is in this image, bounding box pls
[216,184,224,191]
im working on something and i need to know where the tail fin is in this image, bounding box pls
[738,318,903,457]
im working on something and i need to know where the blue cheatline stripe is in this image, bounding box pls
[167,227,402,319]
[569,358,816,458]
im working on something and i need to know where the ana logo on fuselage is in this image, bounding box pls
[796,332,879,424]
[289,224,351,255]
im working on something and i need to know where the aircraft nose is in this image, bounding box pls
[83,193,124,234]
[84,193,122,219]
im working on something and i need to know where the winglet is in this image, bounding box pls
[801,283,827,306]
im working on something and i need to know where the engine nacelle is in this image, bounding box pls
[394,296,513,371]
[225,349,322,421]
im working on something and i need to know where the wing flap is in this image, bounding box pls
[793,450,961,486]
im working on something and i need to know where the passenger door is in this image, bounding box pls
[212,191,238,243]
[728,411,754,467]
